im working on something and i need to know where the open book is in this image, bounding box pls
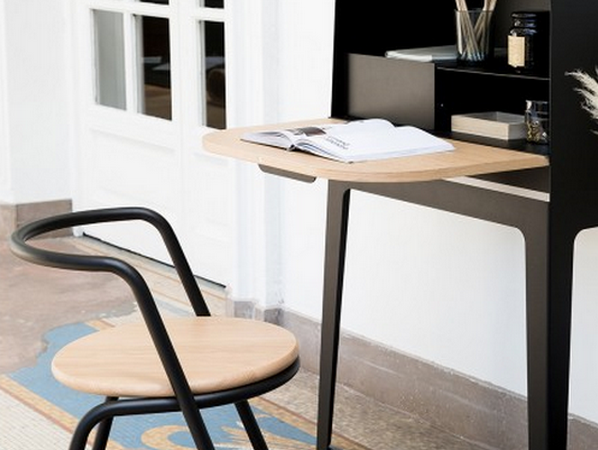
[241,119,454,163]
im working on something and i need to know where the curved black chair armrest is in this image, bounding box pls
[9,207,209,316]
[9,207,209,419]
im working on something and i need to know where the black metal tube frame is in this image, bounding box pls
[70,359,300,450]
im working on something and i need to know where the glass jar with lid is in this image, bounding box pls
[508,11,549,75]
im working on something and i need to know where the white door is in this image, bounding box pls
[71,0,232,284]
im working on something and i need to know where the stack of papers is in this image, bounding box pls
[385,45,457,62]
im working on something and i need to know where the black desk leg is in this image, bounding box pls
[524,216,551,450]
[525,209,575,450]
[317,182,351,450]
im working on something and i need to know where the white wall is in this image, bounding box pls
[570,228,598,421]
[271,0,598,424]
[0,0,72,204]
[0,0,11,200]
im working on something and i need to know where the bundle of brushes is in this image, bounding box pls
[455,0,498,61]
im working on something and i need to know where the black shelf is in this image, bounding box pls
[436,56,550,81]
[435,60,550,135]
[439,130,550,156]
[334,52,550,147]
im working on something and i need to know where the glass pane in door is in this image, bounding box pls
[202,21,225,129]
[138,16,172,120]
[94,10,126,110]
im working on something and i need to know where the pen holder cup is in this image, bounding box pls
[455,9,494,63]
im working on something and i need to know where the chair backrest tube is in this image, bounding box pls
[9,207,210,316]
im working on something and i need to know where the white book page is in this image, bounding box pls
[297,123,454,162]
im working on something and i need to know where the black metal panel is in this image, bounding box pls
[346,54,436,129]
[550,1,598,198]
[542,4,598,449]
[475,167,550,192]
[331,0,455,120]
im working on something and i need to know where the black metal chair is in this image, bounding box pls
[9,207,300,450]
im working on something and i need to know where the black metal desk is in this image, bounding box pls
[204,120,568,450]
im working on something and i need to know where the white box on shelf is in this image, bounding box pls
[451,111,526,140]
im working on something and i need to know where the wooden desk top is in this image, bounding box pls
[203,118,549,183]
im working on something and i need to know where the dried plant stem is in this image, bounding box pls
[569,68,598,127]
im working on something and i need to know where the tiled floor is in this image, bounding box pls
[1,236,487,450]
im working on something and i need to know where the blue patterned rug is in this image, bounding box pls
[0,320,364,450]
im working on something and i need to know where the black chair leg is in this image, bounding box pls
[70,409,106,450]
[90,397,117,450]
[184,409,216,450]
[235,400,269,450]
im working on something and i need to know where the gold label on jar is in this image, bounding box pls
[508,35,526,68]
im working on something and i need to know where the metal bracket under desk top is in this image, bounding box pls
[258,164,317,184]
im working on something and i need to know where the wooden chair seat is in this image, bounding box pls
[53,317,299,398]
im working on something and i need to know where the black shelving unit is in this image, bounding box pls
[325,1,598,450]
[332,0,552,148]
